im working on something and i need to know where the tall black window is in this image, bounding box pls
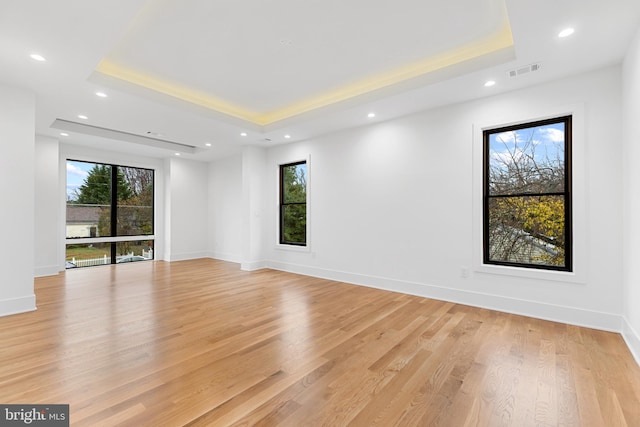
[66,160,154,268]
[279,161,307,246]
[483,116,572,271]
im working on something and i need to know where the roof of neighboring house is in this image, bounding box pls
[66,204,105,224]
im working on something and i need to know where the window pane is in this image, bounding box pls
[282,163,307,203]
[488,122,565,196]
[280,161,307,246]
[65,160,155,269]
[281,204,306,244]
[487,195,566,267]
[65,243,111,268]
[66,161,112,238]
[117,167,154,236]
[116,240,154,264]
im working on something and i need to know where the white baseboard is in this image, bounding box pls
[168,251,209,262]
[267,260,622,333]
[208,252,242,264]
[0,294,36,317]
[622,318,640,367]
[34,265,61,278]
[241,260,267,271]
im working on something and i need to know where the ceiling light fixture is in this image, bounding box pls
[30,54,46,62]
[60,132,69,137]
[78,115,88,120]
[558,28,575,38]
[484,80,496,87]
[174,152,181,156]
[95,92,107,98]
[240,132,247,137]
[368,112,376,118]
[284,134,291,139]
[205,143,212,147]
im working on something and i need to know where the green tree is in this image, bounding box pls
[74,165,133,238]
[75,165,132,204]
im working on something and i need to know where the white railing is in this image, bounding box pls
[70,249,153,268]
[72,255,110,267]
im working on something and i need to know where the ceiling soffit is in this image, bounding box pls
[93,0,514,127]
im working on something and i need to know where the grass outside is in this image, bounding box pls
[66,245,109,261]
[66,242,152,261]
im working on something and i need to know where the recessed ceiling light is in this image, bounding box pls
[78,115,88,120]
[284,134,291,139]
[368,112,376,118]
[60,132,69,137]
[240,132,247,137]
[205,143,212,147]
[95,92,107,98]
[484,80,496,87]
[30,54,46,62]
[558,28,575,38]
[174,152,181,156]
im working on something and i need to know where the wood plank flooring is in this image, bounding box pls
[1,258,639,426]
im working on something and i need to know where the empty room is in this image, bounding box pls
[1,0,640,425]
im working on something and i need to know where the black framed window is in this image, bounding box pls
[483,116,572,271]
[279,161,307,246]
[66,160,154,268]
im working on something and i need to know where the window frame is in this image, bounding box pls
[482,115,573,272]
[65,159,155,267]
[279,160,308,247]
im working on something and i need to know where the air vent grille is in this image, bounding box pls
[508,63,541,78]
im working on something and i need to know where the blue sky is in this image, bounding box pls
[489,122,565,168]
[66,160,94,200]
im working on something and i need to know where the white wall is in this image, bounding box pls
[622,26,640,363]
[34,136,60,277]
[208,154,243,262]
[210,66,626,332]
[240,147,268,270]
[0,85,36,315]
[33,143,210,272]
[165,157,209,261]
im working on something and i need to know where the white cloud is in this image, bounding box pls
[67,162,88,178]
[490,149,525,166]
[494,129,538,145]
[537,127,564,142]
[494,131,516,144]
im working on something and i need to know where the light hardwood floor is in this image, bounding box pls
[1,259,639,426]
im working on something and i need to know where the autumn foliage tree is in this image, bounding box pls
[117,167,154,236]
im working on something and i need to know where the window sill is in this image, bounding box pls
[65,235,155,244]
[474,263,584,284]
[275,243,310,253]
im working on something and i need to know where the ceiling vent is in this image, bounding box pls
[508,63,541,78]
